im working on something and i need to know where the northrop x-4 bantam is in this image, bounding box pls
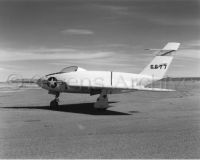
[36,42,180,110]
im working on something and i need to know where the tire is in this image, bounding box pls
[50,100,59,110]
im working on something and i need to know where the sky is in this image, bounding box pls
[0,0,200,81]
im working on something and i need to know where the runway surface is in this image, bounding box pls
[0,81,200,158]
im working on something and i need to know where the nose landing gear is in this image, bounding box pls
[50,92,60,110]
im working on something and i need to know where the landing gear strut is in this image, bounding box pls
[94,90,109,111]
[50,92,60,109]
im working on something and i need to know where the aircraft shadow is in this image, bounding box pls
[2,102,134,115]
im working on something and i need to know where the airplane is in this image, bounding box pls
[36,42,180,110]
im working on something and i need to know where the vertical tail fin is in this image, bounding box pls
[140,42,180,81]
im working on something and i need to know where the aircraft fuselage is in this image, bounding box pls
[38,70,153,94]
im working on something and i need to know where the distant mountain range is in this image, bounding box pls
[161,77,200,81]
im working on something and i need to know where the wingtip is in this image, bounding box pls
[163,42,180,50]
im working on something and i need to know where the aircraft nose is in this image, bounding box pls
[36,77,47,87]
[36,78,42,87]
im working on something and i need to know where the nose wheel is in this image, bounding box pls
[50,92,60,110]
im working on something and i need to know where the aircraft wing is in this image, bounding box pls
[68,84,175,95]
[132,87,175,92]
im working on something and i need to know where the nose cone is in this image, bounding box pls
[36,78,42,87]
[36,78,47,88]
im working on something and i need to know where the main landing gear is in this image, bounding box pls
[48,90,110,111]
[94,90,109,111]
[50,92,60,109]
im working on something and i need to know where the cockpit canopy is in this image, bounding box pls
[60,66,86,73]
[46,66,86,76]
[60,66,78,73]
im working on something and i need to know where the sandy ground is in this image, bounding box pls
[0,81,200,158]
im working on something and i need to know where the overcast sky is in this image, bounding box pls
[0,0,200,81]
